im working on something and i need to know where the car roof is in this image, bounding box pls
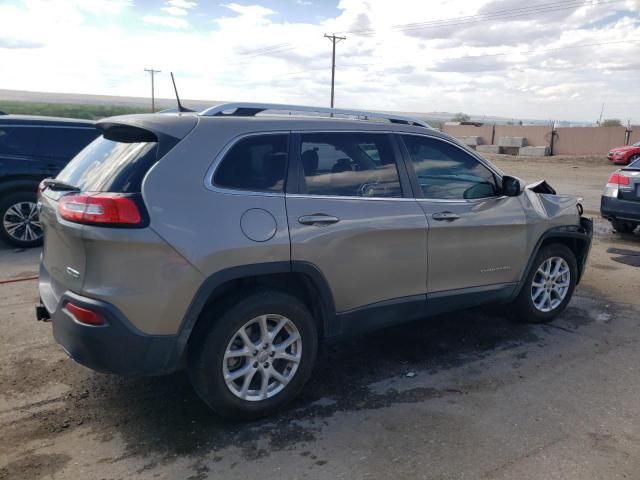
[0,114,96,127]
[100,112,443,136]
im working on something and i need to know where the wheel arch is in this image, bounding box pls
[0,176,42,197]
[513,219,593,299]
[170,261,337,368]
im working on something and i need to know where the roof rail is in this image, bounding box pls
[199,102,431,128]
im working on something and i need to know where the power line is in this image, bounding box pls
[239,42,291,56]
[343,0,626,36]
[325,33,346,108]
[224,0,629,66]
[329,38,640,70]
[238,44,296,59]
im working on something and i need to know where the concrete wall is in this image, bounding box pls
[442,124,639,156]
[494,125,551,147]
[442,125,494,145]
[553,127,627,155]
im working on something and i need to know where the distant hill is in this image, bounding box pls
[0,89,592,126]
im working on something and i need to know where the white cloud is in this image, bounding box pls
[0,0,639,122]
[142,15,189,28]
[167,0,197,8]
[221,3,275,17]
[162,0,197,16]
[162,6,189,16]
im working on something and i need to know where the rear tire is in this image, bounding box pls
[188,290,318,420]
[510,244,577,324]
[0,190,43,248]
[610,220,637,234]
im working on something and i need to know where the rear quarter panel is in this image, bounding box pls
[141,119,292,326]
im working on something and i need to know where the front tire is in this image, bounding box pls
[0,190,43,248]
[511,244,577,324]
[188,290,318,420]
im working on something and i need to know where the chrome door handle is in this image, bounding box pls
[432,211,460,222]
[298,214,340,225]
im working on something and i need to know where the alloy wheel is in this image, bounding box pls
[223,314,302,401]
[530,256,571,313]
[2,201,42,243]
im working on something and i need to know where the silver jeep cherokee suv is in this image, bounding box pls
[36,103,592,419]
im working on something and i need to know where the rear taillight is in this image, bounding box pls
[58,193,142,226]
[607,172,630,186]
[64,302,105,326]
[603,171,631,198]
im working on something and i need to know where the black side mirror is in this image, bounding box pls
[502,175,521,197]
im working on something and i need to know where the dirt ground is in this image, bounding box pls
[1,156,639,480]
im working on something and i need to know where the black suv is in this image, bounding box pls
[0,114,98,247]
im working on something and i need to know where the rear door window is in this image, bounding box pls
[299,132,402,198]
[214,134,288,192]
[36,127,98,160]
[0,126,41,156]
[56,136,158,193]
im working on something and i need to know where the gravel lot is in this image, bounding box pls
[1,156,639,480]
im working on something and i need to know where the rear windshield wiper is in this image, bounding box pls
[42,179,80,192]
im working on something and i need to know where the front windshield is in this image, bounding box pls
[634,141,640,147]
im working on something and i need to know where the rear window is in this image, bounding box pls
[56,136,158,193]
[629,157,640,169]
[36,127,98,160]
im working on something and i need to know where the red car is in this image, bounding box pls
[608,141,640,165]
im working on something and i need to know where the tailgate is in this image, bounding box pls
[39,190,86,302]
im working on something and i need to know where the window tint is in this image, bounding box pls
[402,135,498,200]
[300,133,401,198]
[37,127,98,159]
[214,134,288,192]
[0,126,41,156]
[56,136,158,193]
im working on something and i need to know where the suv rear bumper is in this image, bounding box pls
[601,196,640,223]
[39,270,179,376]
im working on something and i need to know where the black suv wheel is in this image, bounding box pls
[511,243,577,324]
[188,290,318,420]
[0,190,43,248]
[610,220,637,234]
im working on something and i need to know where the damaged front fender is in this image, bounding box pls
[523,180,580,220]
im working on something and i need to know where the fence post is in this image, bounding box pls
[549,121,555,156]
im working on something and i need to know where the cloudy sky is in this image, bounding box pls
[1,0,639,122]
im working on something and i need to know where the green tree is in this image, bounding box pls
[601,118,622,127]
[451,112,470,122]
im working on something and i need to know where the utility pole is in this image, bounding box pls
[144,68,161,112]
[324,34,346,108]
[597,102,605,125]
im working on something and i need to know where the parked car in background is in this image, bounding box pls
[0,114,98,247]
[607,141,640,165]
[601,156,640,233]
